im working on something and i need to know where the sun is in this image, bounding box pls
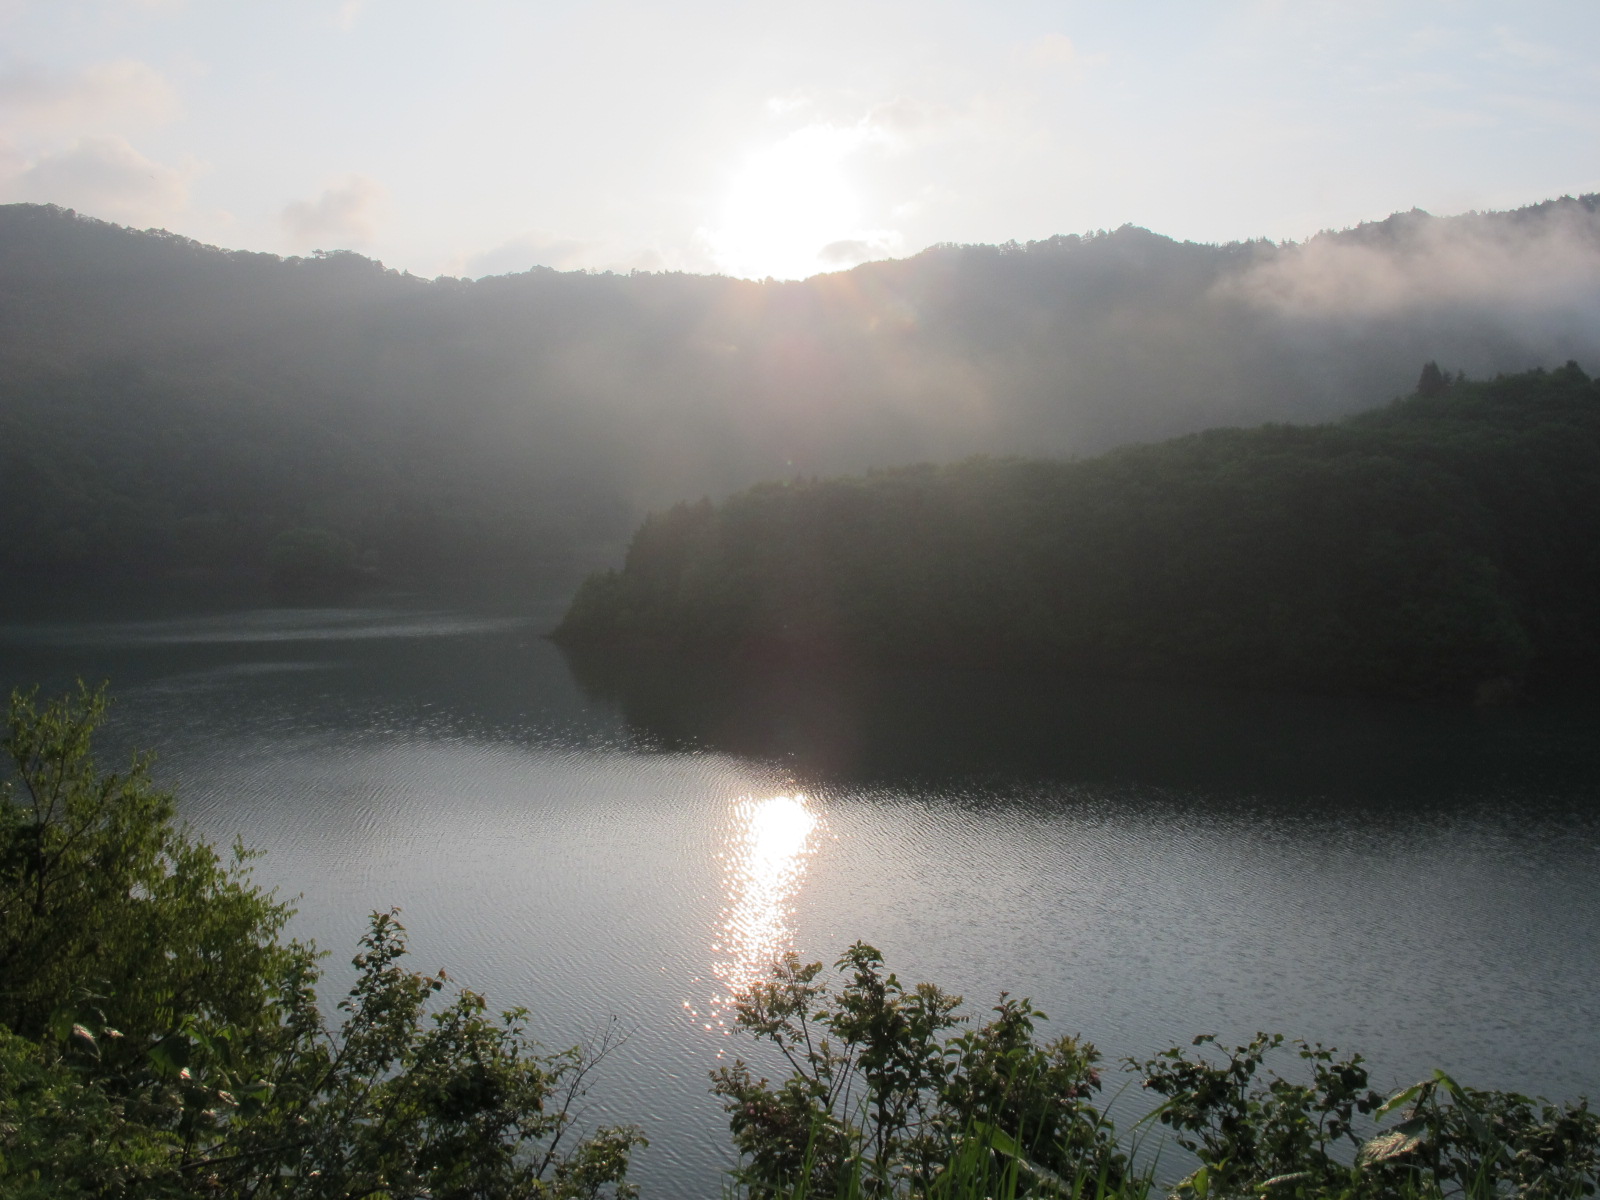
[707,125,873,280]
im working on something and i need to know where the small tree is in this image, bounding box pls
[1416,360,1451,397]
[0,682,302,1051]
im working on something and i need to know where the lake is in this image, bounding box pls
[2,582,1598,1196]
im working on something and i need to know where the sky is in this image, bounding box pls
[0,0,1596,281]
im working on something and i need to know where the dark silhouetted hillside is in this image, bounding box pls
[4,197,1600,581]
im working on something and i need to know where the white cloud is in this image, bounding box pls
[280,175,387,247]
[0,136,22,181]
[462,231,598,276]
[453,230,680,278]
[863,98,936,143]
[1219,202,1600,319]
[8,134,194,223]
[336,0,368,31]
[1024,32,1103,83]
[0,58,180,134]
[1489,25,1565,68]
[1028,33,1080,68]
[765,93,813,118]
[112,0,189,13]
[817,234,900,269]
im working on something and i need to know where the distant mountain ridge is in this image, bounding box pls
[2,196,1599,580]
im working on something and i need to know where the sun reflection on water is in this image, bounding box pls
[695,793,819,1034]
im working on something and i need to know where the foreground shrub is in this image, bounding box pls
[720,953,1600,1200]
[1138,1033,1600,1198]
[0,684,642,1199]
[713,945,1125,1198]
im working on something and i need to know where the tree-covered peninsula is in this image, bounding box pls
[555,364,1600,701]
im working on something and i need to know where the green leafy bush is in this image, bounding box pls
[713,944,1125,1198]
[1137,1034,1600,1199]
[0,684,643,1198]
[721,953,1600,1200]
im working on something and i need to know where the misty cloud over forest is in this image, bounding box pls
[2,195,1598,577]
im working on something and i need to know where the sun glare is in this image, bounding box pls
[708,126,874,280]
[706,793,819,1018]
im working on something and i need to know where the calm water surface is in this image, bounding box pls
[2,585,1598,1196]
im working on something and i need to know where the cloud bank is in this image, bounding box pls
[1222,203,1600,318]
[0,57,190,225]
[10,134,193,223]
[280,176,387,248]
[0,58,179,133]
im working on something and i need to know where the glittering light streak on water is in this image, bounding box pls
[706,794,818,1023]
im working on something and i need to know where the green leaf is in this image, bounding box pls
[148,1041,178,1076]
[47,1010,75,1043]
[1374,1080,1429,1121]
[970,1120,1019,1156]
[1178,1163,1212,1199]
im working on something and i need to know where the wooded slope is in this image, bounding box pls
[556,365,1600,700]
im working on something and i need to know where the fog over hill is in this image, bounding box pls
[3,195,1599,580]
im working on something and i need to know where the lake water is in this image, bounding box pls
[2,584,1598,1196]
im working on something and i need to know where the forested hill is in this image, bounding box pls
[3,197,1600,580]
[555,365,1600,701]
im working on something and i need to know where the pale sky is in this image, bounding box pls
[1,0,1596,280]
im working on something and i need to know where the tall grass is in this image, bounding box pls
[727,1119,1158,1200]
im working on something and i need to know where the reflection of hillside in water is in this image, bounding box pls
[560,645,1600,801]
